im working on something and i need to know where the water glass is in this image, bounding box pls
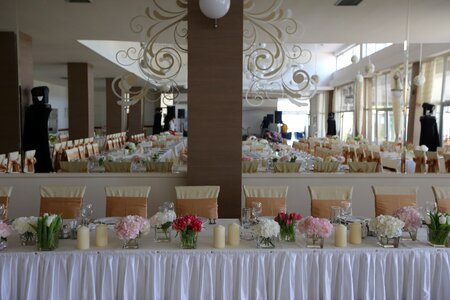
[330,206,341,224]
[340,201,352,222]
[241,208,254,241]
[0,204,6,221]
[252,202,262,220]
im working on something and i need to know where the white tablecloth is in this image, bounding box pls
[1,220,449,300]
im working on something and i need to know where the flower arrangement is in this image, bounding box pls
[369,215,404,239]
[12,216,38,245]
[274,212,302,242]
[131,155,142,164]
[149,135,158,142]
[298,216,333,239]
[125,142,137,151]
[114,215,150,241]
[264,131,282,143]
[290,155,297,163]
[30,214,62,251]
[172,215,203,249]
[424,211,450,247]
[255,218,280,248]
[151,153,160,161]
[150,209,176,242]
[393,206,422,240]
[0,221,12,251]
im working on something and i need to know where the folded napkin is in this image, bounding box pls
[348,162,378,173]
[274,162,301,173]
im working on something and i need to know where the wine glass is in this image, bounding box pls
[240,208,254,240]
[340,201,352,223]
[80,203,94,226]
[252,202,262,221]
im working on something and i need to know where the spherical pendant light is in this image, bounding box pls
[199,0,230,19]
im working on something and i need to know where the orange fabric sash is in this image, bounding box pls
[427,158,438,173]
[106,196,148,218]
[0,163,7,173]
[40,197,83,219]
[375,194,416,216]
[10,160,21,172]
[413,157,426,173]
[342,149,349,164]
[0,196,9,219]
[26,157,37,173]
[445,159,450,173]
[246,197,286,217]
[311,200,349,219]
[437,198,450,214]
[176,198,218,220]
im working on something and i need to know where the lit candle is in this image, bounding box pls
[334,224,347,247]
[228,223,240,246]
[213,225,225,249]
[77,225,90,250]
[349,222,362,244]
[95,224,108,247]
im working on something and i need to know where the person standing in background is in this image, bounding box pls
[153,107,163,135]
[281,122,288,138]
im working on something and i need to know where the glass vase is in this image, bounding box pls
[377,235,400,248]
[123,236,140,249]
[280,225,296,242]
[256,236,276,248]
[37,234,59,251]
[154,226,172,243]
[305,234,324,249]
[401,228,418,241]
[180,231,197,249]
[20,231,37,246]
[427,228,450,248]
[0,237,7,251]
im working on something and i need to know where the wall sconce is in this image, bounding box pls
[199,0,230,28]
[391,72,403,98]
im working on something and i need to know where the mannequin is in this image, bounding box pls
[326,112,337,136]
[419,103,440,151]
[23,86,54,172]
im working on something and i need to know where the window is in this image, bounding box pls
[336,43,392,71]
[361,43,392,58]
[277,98,310,140]
[334,83,355,141]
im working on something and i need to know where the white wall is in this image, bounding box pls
[34,80,68,131]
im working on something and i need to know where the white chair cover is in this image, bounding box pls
[105,186,151,198]
[371,186,418,196]
[175,186,220,199]
[308,186,353,201]
[432,186,450,200]
[40,185,86,198]
[243,186,288,198]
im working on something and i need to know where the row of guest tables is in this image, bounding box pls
[1,219,449,299]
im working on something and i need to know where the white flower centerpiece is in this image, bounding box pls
[369,215,404,248]
[150,205,176,243]
[12,216,38,246]
[254,218,280,248]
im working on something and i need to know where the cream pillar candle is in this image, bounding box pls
[334,224,347,247]
[213,225,225,249]
[228,223,240,246]
[77,225,90,250]
[349,222,362,244]
[95,224,108,247]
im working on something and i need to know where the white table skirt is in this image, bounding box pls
[1,221,449,300]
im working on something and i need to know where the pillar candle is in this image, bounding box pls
[213,225,225,249]
[349,222,362,244]
[95,224,108,247]
[77,225,90,250]
[228,223,240,246]
[334,224,347,247]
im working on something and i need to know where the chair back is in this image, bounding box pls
[308,186,353,218]
[243,185,288,216]
[59,161,88,173]
[104,161,131,173]
[0,186,13,219]
[175,186,219,220]
[426,152,439,173]
[372,186,417,216]
[348,162,378,173]
[432,186,450,214]
[105,186,151,218]
[413,150,427,173]
[40,185,86,218]
[443,154,450,173]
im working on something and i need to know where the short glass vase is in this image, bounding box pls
[256,236,276,249]
[427,228,450,248]
[0,237,7,251]
[401,228,418,241]
[279,226,296,242]
[305,234,324,249]
[180,231,197,249]
[377,235,400,248]
[20,231,37,246]
[37,234,59,251]
[154,226,171,243]
[123,236,140,249]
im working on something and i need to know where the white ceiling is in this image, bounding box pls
[1,0,449,86]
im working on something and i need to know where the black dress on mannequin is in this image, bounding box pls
[326,112,337,136]
[23,86,54,172]
[419,103,440,151]
[152,108,162,135]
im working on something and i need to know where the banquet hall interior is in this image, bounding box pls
[1,0,450,299]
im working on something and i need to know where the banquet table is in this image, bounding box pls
[1,220,449,300]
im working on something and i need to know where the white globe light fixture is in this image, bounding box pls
[199,0,230,28]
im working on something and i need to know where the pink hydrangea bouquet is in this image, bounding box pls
[393,206,422,240]
[0,221,13,239]
[114,215,150,241]
[298,216,333,239]
[275,212,302,242]
[172,215,203,249]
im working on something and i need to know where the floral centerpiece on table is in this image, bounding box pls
[424,211,450,247]
[298,216,332,248]
[148,135,158,142]
[274,212,302,242]
[0,221,13,251]
[393,206,422,241]
[114,215,150,249]
[172,215,203,249]
[254,218,280,248]
[125,142,137,152]
[264,131,283,143]
[150,208,176,242]
[12,216,38,246]
[151,153,160,161]
[369,215,404,248]
[30,214,62,251]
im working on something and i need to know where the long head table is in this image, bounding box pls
[0,219,449,300]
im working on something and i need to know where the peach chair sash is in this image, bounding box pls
[374,194,416,216]
[106,196,148,218]
[40,197,82,219]
[176,198,218,220]
[443,154,450,173]
[413,157,426,173]
[311,200,349,219]
[427,158,439,173]
[246,197,286,217]
[436,199,450,214]
[0,196,9,219]
[0,155,8,173]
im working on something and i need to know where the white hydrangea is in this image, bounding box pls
[12,217,37,234]
[255,218,280,238]
[369,215,405,238]
[150,210,176,227]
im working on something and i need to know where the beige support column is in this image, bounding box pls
[67,63,94,139]
[188,1,243,217]
[105,78,124,134]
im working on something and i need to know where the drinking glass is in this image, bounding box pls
[252,202,262,221]
[340,201,352,222]
[240,208,254,240]
[0,204,6,221]
[330,206,341,225]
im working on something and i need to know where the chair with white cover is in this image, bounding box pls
[308,186,353,218]
[413,150,427,173]
[243,186,288,217]
[105,186,151,218]
[348,162,378,173]
[175,186,219,222]
[426,152,439,173]
[104,161,131,173]
[372,186,417,216]
[40,185,86,218]
[432,186,450,214]
[443,154,450,173]
[0,186,13,220]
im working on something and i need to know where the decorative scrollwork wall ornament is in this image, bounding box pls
[114,0,187,107]
[243,0,317,107]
